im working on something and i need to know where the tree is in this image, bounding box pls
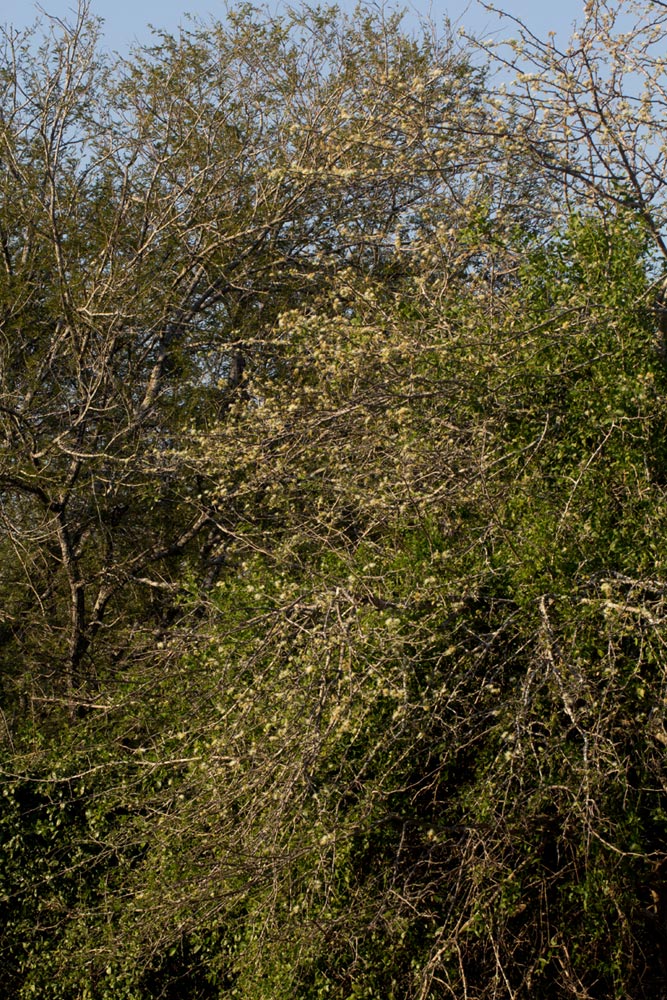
[476,0,667,268]
[0,1,485,727]
[156,210,666,1000]
[4,3,667,999]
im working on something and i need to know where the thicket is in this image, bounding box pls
[2,2,667,998]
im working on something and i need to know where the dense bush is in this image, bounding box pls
[2,2,667,998]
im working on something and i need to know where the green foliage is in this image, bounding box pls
[3,3,667,1000]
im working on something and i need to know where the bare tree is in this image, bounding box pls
[473,0,667,266]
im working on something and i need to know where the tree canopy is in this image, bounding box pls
[2,2,667,998]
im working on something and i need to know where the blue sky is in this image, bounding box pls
[1,0,586,54]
